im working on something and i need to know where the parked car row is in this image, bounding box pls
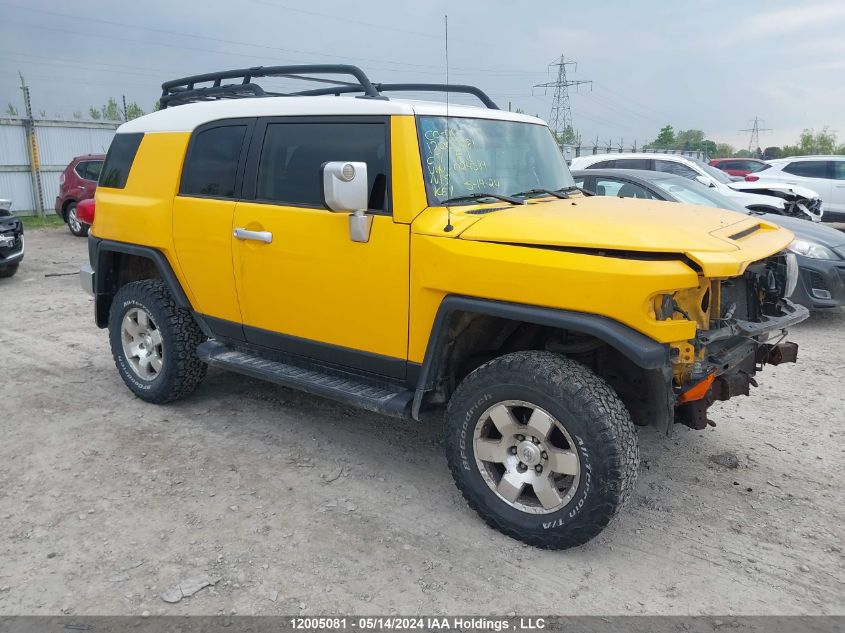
[709,154,845,222]
[571,153,824,221]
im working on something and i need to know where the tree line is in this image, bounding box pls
[4,96,153,122]
[643,124,845,158]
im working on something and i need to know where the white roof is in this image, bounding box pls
[118,96,545,134]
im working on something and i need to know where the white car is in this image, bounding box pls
[748,156,845,222]
[569,153,824,221]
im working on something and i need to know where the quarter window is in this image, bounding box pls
[833,161,845,180]
[783,161,829,179]
[100,133,143,189]
[255,122,389,211]
[181,125,248,198]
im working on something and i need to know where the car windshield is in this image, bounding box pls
[689,157,734,184]
[650,177,748,213]
[417,116,575,205]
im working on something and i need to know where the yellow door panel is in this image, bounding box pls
[172,196,241,323]
[233,202,410,362]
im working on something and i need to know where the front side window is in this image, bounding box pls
[100,133,143,189]
[784,161,830,179]
[650,178,746,212]
[417,116,575,204]
[256,122,389,211]
[181,125,247,198]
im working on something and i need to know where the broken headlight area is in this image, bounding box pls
[673,252,808,430]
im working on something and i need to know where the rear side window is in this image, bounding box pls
[255,122,389,211]
[655,159,698,180]
[180,125,248,198]
[100,133,143,189]
[783,161,830,179]
[75,160,103,181]
[834,161,845,180]
[613,158,652,170]
[589,160,615,168]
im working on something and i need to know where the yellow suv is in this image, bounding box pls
[80,65,808,549]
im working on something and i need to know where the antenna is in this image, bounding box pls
[443,14,453,233]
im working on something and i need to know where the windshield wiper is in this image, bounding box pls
[559,185,594,197]
[441,192,526,206]
[511,188,569,200]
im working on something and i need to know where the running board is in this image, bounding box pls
[197,340,413,418]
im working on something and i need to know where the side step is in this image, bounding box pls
[197,340,414,418]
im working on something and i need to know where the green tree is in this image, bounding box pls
[88,106,102,120]
[673,129,705,149]
[649,124,675,148]
[782,127,843,156]
[712,143,735,158]
[556,125,580,145]
[125,102,145,121]
[101,97,121,121]
[5,102,18,116]
[72,110,82,120]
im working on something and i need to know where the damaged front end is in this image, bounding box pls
[666,252,809,430]
[732,182,824,222]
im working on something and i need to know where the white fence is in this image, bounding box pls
[0,117,119,215]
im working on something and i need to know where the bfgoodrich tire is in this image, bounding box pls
[108,279,207,403]
[444,351,638,549]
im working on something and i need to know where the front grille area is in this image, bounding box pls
[718,254,790,324]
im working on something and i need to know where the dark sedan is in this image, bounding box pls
[571,169,845,311]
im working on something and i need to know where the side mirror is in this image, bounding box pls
[695,174,714,188]
[322,161,372,243]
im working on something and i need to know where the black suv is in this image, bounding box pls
[0,200,24,278]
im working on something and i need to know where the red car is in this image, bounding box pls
[55,154,105,236]
[708,157,767,177]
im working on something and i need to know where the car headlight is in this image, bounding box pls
[787,239,838,260]
[784,252,798,298]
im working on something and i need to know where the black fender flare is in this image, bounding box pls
[412,295,670,419]
[89,237,192,326]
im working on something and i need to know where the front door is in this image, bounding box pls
[232,117,410,379]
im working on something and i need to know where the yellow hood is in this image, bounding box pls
[433,197,794,276]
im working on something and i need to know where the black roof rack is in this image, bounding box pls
[159,64,500,110]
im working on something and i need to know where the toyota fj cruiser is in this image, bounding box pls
[80,65,808,549]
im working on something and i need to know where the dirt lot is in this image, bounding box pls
[1,228,843,617]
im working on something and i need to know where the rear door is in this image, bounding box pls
[781,160,834,207]
[171,119,254,334]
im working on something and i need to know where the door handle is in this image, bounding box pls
[233,228,273,243]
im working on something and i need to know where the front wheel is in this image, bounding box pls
[108,279,207,403]
[444,351,638,549]
[66,202,88,237]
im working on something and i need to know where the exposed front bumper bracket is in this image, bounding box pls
[80,264,94,295]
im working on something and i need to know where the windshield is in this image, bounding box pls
[650,177,748,213]
[689,157,734,184]
[417,116,575,204]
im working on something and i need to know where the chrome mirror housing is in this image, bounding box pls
[322,161,372,243]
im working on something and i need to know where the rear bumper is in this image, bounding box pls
[80,264,94,295]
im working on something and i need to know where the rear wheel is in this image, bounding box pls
[66,202,88,237]
[108,279,207,403]
[0,263,19,278]
[444,351,638,549]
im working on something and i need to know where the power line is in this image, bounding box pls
[534,55,591,144]
[740,116,772,153]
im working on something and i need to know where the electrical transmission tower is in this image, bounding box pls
[534,55,591,145]
[740,116,772,154]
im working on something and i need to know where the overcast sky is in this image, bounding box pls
[1,0,843,148]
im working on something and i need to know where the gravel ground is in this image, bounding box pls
[0,228,843,616]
